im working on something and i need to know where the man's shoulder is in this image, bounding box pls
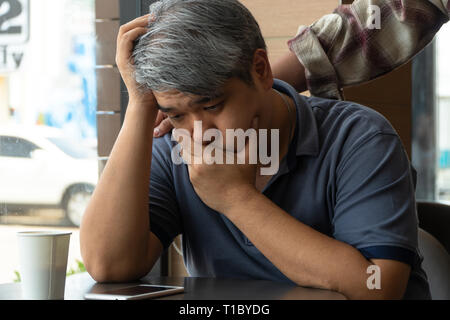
[305,95,398,138]
[300,95,404,160]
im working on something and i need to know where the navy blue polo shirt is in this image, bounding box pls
[148,79,431,299]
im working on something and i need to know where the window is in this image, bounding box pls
[410,21,450,202]
[0,0,97,284]
[437,23,450,201]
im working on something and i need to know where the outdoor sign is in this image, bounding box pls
[0,0,29,72]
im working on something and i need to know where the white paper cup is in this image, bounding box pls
[17,231,71,300]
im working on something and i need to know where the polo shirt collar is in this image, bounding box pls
[272,79,320,160]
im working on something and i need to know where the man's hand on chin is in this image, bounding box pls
[178,117,261,215]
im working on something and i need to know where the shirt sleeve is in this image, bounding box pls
[332,131,420,267]
[287,0,449,100]
[148,137,183,251]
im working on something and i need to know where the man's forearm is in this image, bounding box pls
[223,187,376,299]
[80,101,158,281]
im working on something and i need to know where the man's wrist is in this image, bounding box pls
[122,100,159,138]
[126,100,158,120]
[222,185,261,219]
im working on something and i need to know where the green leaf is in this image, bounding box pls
[13,270,21,283]
[66,259,86,277]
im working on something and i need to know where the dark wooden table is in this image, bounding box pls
[0,272,346,300]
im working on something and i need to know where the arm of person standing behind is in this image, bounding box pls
[274,0,449,99]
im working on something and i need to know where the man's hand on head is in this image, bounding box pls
[116,13,157,108]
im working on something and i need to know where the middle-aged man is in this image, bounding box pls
[80,0,431,299]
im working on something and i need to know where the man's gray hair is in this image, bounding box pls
[132,0,267,99]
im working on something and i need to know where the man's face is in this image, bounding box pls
[153,77,263,150]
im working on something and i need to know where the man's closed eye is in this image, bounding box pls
[203,102,224,112]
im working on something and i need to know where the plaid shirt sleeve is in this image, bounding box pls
[287,0,450,99]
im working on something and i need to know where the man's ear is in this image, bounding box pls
[252,48,274,91]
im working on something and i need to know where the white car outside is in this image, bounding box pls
[0,125,98,226]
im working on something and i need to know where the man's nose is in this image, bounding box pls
[188,119,218,145]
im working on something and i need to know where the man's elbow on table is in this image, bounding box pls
[339,259,411,300]
[80,243,141,283]
[84,257,147,284]
[82,233,164,283]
